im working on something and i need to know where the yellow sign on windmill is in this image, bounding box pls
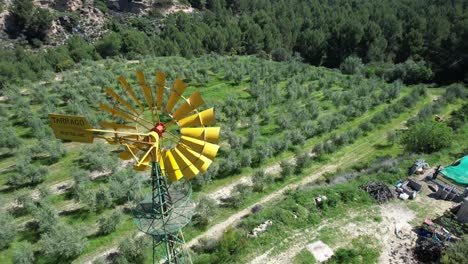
[48,114,94,143]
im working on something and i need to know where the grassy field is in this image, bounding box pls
[0,55,466,263]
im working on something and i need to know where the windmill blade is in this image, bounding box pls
[134,153,151,171]
[178,108,216,127]
[105,87,140,115]
[103,137,119,145]
[172,90,205,121]
[136,71,154,112]
[161,150,184,182]
[100,121,137,131]
[165,79,187,113]
[119,144,140,160]
[159,153,166,175]
[179,136,219,160]
[175,145,213,173]
[155,71,165,110]
[99,103,152,130]
[180,127,220,144]
[118,76,145,112]
[172,148,200,180]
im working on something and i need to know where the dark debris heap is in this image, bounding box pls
[360,181,394,204]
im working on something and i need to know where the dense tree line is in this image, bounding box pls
[1,0,467,89]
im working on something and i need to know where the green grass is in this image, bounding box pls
[293,249,316,264]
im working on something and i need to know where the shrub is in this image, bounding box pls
[447,103,468,130]
[67,36,97,62]
[0,213,16,249]
[98,210,122,235]
[213,228,247,262]
[121,29,151,58]
[93,186,113,212]
[9,0,52,41]
[32,201,58,233]
[252,170,273,192]
[13,242,34,264]
[95,32,122,58]
[441,235,468,264]
[271,48,290,62]
[444,83,467,102]
[79,143,117,171]
[194,196,217,227]
[45,47,74,71]
[0,125,22,148]
[117,235,149,264]
[225,184,252,208]
[294,152,312,174]
[340,56,363,75]
[9,152,48,187]
[279,160,293,179]
[400,121,453,153]
[386,130,398,145]
[40,223,87,260]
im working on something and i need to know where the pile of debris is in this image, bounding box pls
[249,220,273,238]
[414,237,447,262]
[409,159,430,175]
[396,179,422,200]
[360,181,394,204]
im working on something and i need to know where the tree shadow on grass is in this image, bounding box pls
[373,143,393,150]
[19,221,42,244]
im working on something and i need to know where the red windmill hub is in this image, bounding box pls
[152,122,166,138]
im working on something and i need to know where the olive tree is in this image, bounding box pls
[252,170,273,192]
[193,196,217,227]
[400,121,452,153]
[279,160,293,179]
[116,235,149,264]
[13,242,34,264]
[97,210,122,235]
[32,201,58,233]
[0,213,17,249]
[40,223,87,260]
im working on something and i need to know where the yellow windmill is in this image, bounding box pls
[48,70,220,264]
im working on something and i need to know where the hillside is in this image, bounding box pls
[0,0,467,93]
[0,54,466,263]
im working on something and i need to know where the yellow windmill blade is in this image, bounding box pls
[99,121,137,131]
[99,103,136,123]
[136,70,154,113]
[180,127,220,144]
[172,148,200,180]
[105,87,140,115]
[179,136,220,160]
[119,143,140,160]
[118,76,145,113]
[161,150,184,182]
[175,144,213,173]
[155,71,165,110]
[171,90,205,121]
[178,108,216,127]
[165,79,187,113]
